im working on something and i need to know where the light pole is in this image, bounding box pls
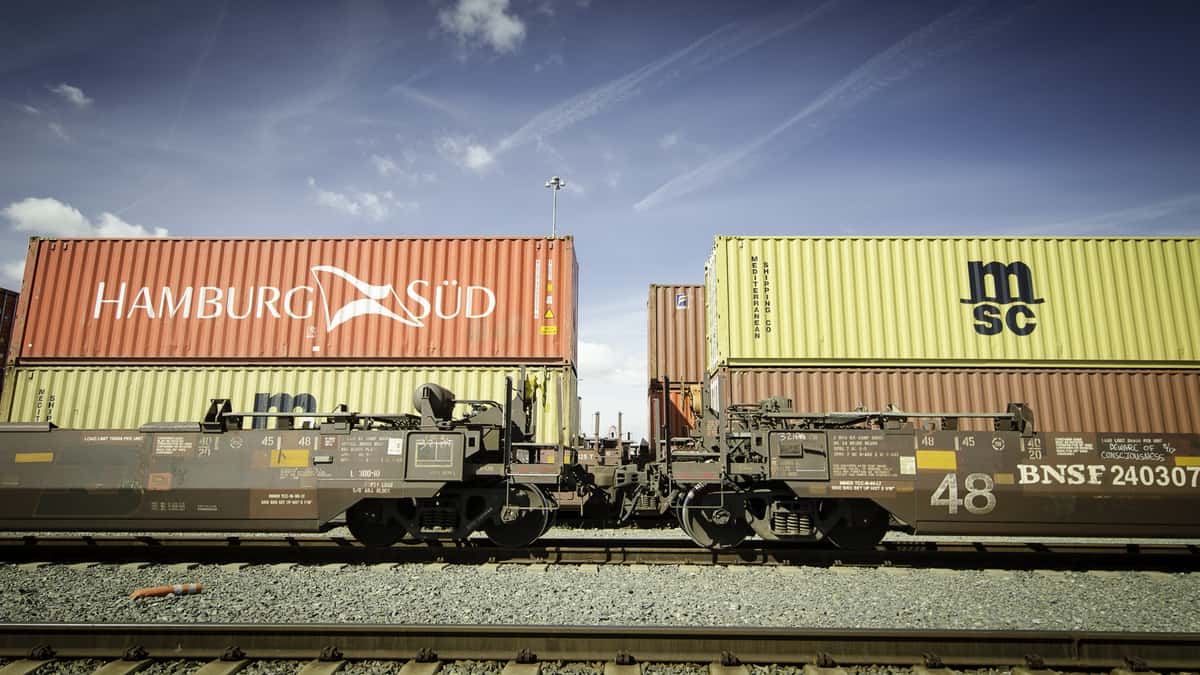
[544,176,566,237]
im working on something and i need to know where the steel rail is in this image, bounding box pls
[0,624,1198,668]
[1,535,1197,570]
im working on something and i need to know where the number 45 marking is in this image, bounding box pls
[931,472,997,515]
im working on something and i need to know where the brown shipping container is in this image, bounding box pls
[0,288,17,394]
[11,237,577,364]
[648,384,700,445]
[0,288,18,362]
[710,367,1200,434]
[647,284,705,384]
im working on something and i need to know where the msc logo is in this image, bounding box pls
[959,261,1044,336]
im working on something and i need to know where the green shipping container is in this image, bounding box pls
[706,236,1200,369]
[1,365,579,446]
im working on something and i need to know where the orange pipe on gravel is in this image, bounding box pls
[129,583,203,599]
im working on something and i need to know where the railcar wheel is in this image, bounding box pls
[347,499,403,548]
[678,484,752,549]
[485,484,552,548]
[539,491,559,537]
[821,500,889,551]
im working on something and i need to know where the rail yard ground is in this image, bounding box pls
[2,552,1197,631]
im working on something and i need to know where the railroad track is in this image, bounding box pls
[0,623,1198,673]
[2,534,1199,570]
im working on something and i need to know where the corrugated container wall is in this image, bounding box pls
[648,384,700,446]
[706,237,1200,368]
[647,285,706,384]
[12,237,577,365]
[0,288,17,395]
[0,288,17,362]
[1,365,579,446]
[710,367,1200,434]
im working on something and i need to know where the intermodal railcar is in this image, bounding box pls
[0,380,571,549]
[1,377,1197,551]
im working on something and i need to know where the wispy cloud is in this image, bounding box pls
[533,53,564,73]
[372,152,438,185]
[19,104,40,115]
[635,0,1017,211]
[371,154,398,177]
[48,122,70,142]
[1029,193,1200,235]
[437,135,495,171]
[306,177,417,221]
[49,83,92,108]
[439,0,527,55]
[497,0,843,154]
[167,0,228,146]
[392,84,472,124]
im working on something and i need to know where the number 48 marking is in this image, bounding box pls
[931,472,997,515]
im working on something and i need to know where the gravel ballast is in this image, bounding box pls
[0,561,1195,631]
[0,665,1087,675]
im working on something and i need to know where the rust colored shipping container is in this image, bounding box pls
[647,284,705,384]
[11,237,577,364]
[648,384,700,445]
[710,367,1200,433]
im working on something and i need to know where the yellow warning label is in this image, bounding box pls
[915,450,957,471]
[544,309,554,319]
[547,282,554,292]
[270,449,310,468]
[1176,456,1200,467]
[994,472,1015,485]
[541,325,558,335]
[14,452,53,463]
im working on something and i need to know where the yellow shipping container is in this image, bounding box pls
[706,236,1200,368]
[1,365,579,446]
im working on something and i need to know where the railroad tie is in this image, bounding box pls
[501,649,541,675]
[710,663,750,675]
[0,659,54,675]
[604,662,642,675]
[89,659,152,674]
[193,659,250,675]
[501,662,541,675]
[398,659,444,675]
[297,659,345,674]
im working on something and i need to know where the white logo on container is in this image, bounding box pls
[310,265,497,332]
[91,265,497,331]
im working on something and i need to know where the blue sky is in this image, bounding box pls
[2,0,1199,439]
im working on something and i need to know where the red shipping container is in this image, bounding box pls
[12,237,577,364]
